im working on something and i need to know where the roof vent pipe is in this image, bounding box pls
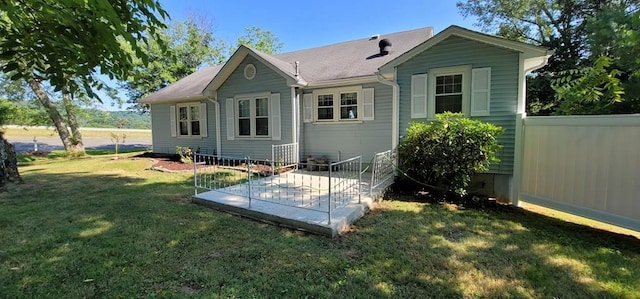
[379,39,391,55]
[295,61,299,77]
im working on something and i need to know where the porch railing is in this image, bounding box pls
[370,149,396,198]
[193,153,362,224]
[271,142,298,172]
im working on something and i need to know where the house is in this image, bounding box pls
[140,25,552,201]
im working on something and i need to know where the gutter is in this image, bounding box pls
[375,71,400,150]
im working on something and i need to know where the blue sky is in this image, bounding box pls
[101,0,479,110]
[160,0,479,52]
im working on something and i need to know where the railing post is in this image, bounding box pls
[193,152,198,195]
[358,156,362,204]
[246,157,252,209]
[328,161,332,225]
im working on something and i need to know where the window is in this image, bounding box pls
[175,103,205,137]
[311,86,362,122]
[236,96,270,137]
[427,65,471,119]
[434,74,463,114]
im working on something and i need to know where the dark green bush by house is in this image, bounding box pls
[398,112,503,196]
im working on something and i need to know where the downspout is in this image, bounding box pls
[207,94,221,157]
[290,86,299,163]
[376,70,399,150]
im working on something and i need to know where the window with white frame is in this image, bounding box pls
[411,65,492,120]
[312,86,362,122]
[177,103,202,136]
[236,96,270,137]
[434,74,463,114]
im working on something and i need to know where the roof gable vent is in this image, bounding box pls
[378,39,392,55]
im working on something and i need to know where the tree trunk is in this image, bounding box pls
[0,132,22,191]
[27,79,78,153]
[62,92,85,153]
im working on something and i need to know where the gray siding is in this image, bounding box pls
[150,101,217,154]
[300,82,393,163]
[396,35,519,174]
[217,55,292,160]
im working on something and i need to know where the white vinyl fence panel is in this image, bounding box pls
[520,115,640,231]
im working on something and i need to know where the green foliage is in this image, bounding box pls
[121,18,226,111]
[458,0,640,115]
[0,0,169,98]
[234,27,283,54]
[398,113,503,195]
[176,146,193,164]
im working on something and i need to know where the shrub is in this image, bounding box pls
[397,112,503,196]
[176,146,193,164]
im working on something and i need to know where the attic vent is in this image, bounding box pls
[369,34,380,40]
[244,64,256,80]
[378,39,392,55]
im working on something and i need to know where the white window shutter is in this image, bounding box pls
[271,93,281,140]
[411,74,428,118]
[169,105,177,137]
[199,102,208,137]
[471,67,491,116]
[302,93,313,123]
[363,88,374,121]
[226,98,235,140]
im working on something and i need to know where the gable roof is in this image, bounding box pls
[379,25,553,77]
[141,27,433,103]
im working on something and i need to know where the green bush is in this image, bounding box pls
[397,113,503,196]
[176,146,193,164]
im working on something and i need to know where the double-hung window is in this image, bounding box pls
[434,74,463,114]
[311,86,363,122]
[237,96,270,138]
[176,103,203,137]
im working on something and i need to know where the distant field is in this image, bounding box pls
[2,126,151,139]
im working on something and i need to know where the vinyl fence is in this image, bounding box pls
[519,114,640,231]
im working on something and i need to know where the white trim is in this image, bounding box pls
[207,97,221,156]
[427,65,471,119]
[234,92,272,139]
[304,75,378,88]
[175,101,207,138]
[244,63,256,80]
[311,85,363,123]
[140,95,207,105]
[376,71,400,149]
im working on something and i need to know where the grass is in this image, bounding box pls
[16,149,149,165]
[1,157,639,298]
[2,126,151,139]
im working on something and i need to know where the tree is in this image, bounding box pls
[457,0,640,115]
[0,0,168,155]
[551,8,640,114]
[233,26,283,54]
[0,0,168,188]
[121,17,226,112]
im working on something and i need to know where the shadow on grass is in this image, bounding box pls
[1,163,639,298]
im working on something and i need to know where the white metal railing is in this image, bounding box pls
[370,149,396,198]
[272,142,298,172]
[193,153,362,224]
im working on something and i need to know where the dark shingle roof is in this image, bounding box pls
[141,27,433,103]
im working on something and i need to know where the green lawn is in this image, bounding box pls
[1,156,639,298]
